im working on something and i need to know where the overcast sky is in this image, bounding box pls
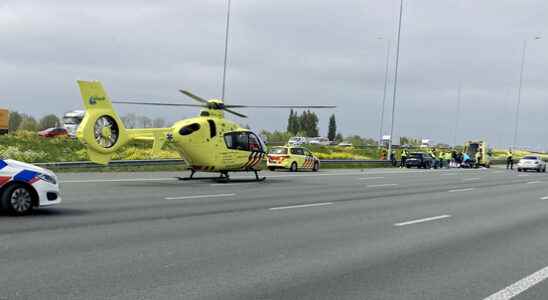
[1,0,548,148]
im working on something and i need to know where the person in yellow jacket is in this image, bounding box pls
[444,152,452,168]
[475,151,482,168]
[400,148,408,168]
[506,149,513,170]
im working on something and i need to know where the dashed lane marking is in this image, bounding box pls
[165,193,236,200]
[394,214,452,227]
[448,188,475,193]
[483,265,548,300]
[269,202,333,211]
[367,183,398,188]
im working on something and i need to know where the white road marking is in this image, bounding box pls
[367,183,398,188]
[540,196,548,200]
[394,214,451,227]
[463,177,480,181]
[357,177,385,180]
[526,181,541,184]
[210,182,256,187]
[448,188,475,193]
[61,178,176,183]
[518,174,530,177]
[483,265,548,300]
[165,193,235,200]
[269,202,333,211]
[440,173,457,176]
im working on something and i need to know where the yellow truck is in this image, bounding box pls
[464,140,491,168]
[0,108,8,135]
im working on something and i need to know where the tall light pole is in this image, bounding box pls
[387,0,404,161]
[378,38,391,147]
[512,36,541,150]
[453,82,462,147]
[221,0,232,101]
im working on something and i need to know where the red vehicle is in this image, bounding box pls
[38,127,68,138]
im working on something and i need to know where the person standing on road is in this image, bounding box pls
[506,149,514,170]
[444,152,452,168]
[475,151,482,168]
[400,148,408,168]
[391,150,397,167]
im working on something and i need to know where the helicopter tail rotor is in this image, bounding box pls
[77,80,130,165]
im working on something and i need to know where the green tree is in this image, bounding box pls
[39,114,61,130]
[8,111,22,132]
[287,109,300,134]
[299,110,319,137]
[335,133,344,143]
[327,114,337,141]
[18,114,39,132]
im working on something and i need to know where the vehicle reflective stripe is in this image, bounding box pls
[13,170,39,183]
[249,152,262,169]
[242,152,256,169]
[0,160,7,170]
[250,153,264,169]
[0,176,11,187]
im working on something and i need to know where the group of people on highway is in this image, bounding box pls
[383,147,484,169]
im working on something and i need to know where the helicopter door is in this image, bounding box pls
[223,131,265,169]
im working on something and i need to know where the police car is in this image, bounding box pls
[0,159,61,215]
[267,146,320,172]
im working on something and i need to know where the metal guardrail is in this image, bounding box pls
[35,158,507,169]
[35,159,391,169]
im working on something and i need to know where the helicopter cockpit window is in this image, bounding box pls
[179,123,200,136]
[207,120,216,138]
[224,132,264,152]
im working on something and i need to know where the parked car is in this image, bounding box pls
[338,142,353,147]
[38,127,68,138]
[308,137,330,146]
[405,152,437,169]
[517,156,546,172]
[267,146,320,172]
[288,136,307,146]
[0,158,61,215]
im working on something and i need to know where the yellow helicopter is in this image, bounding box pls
[76,80,335,182]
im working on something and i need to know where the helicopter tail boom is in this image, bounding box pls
[76,80,170,165]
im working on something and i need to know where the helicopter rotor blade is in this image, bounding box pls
[179,90,209,104]
[223,107,248,118]
[112,100,205,107]
[223,104,337,109]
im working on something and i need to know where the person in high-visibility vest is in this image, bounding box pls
[475,151,482,168]
[400,148,408,168]
[444,151,452,168]
[506,149,514,170]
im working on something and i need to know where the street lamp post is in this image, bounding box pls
[378,38,391,147]
[221,0,232,101]
[387,0,404,161]
[512,37,541,150]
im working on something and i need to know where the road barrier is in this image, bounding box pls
[35,159,392,169]
[35,158,506,170]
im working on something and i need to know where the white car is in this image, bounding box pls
[309,137,331,146]
[517,155,547,173]
[0,159,61,215]
[288,136,307,146]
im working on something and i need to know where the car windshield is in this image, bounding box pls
[522,156,538,160]
[409,153,422,158]
[270,147,288,154]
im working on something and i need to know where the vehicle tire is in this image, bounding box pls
[268,167,275,171]
[289,162,298,172]
[544,166,546,173]
[517,168,522,172]
[1,184,34,216]
[312,162,319,172]
[538,167,542,173]
[426,162,432,169]
[406,165,411,169]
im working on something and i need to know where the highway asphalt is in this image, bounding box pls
[3,167,548,299]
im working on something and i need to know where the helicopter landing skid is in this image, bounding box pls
[176,170,265,182]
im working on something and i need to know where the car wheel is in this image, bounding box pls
[290,162,298,172]
[544,166,546,173]
[312,162,319,172]
[1,184,34,216]
[517,168,521,172]
[268,167,275,171]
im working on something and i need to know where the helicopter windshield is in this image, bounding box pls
[224,132,264,152]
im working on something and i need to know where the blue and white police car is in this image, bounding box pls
[0,159,61,215]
